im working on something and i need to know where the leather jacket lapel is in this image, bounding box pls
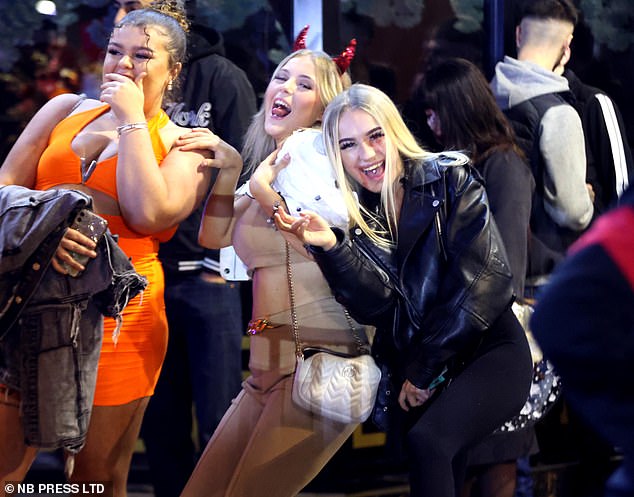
[397,162,445,269]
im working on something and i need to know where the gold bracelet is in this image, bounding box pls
[116,122,148,136]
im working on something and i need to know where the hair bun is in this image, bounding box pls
[150,0,190,32]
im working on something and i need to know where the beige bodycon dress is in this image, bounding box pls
[181,197,368,497]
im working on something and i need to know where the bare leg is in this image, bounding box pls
[70,398,149,497]
[0,390,38,487]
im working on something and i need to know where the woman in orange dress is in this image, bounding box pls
[0,5,241,495]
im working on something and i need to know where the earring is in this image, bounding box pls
[167,80,173,91]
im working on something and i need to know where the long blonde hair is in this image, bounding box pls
[322,83,431,247]
[241,49,351,175]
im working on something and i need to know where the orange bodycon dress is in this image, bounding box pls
[35,104,175,405]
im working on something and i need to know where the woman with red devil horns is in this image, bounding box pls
[178,27,359,497]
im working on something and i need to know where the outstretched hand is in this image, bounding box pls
[274,208,337,251]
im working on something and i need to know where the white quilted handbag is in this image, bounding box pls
[293,348,382,424]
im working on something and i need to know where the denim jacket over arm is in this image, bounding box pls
[0,185,147,453]
[309,156,514,391]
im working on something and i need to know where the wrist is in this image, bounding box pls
[307,229,339,253]
[116,112,146,125]
[322,236,337,251]
[218,167,241,181]
[116,121,148,136]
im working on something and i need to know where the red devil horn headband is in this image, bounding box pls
[333,38,356,74]
[293,25,309,51]
[292,25,356,74]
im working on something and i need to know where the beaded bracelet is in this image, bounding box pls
[116,122,148,136]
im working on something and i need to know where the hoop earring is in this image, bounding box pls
[167,80,173,91]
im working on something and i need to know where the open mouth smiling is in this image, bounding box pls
[271,98,291,118]
[362,162,384,177]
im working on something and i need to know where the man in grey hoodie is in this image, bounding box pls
[490,0,594,291]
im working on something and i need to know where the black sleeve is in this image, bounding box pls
[478,149,534,297]
[582,92,634,212]
[308,228,397,326]
[207,58,257,152]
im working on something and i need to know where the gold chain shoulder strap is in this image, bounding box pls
[285,241,365,359]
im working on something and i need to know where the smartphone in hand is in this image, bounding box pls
[63,209,108,277]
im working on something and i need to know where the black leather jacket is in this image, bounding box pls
[310,155,514,391]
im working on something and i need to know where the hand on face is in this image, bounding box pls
[274,208,337,250]
[102,24,176,122]
[176,128,242,171]
[586,182,596,204]
[100,71,146,122]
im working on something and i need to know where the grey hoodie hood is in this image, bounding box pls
[491,56,570,110]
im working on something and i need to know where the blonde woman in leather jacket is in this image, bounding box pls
[275,83,533,497]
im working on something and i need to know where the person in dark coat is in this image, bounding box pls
[531,184,634,497]
[490,0,594,290]
[561,68,633,214]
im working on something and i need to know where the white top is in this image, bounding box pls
[272,128,349,230]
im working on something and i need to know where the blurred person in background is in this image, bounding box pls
[420,57,535,497]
